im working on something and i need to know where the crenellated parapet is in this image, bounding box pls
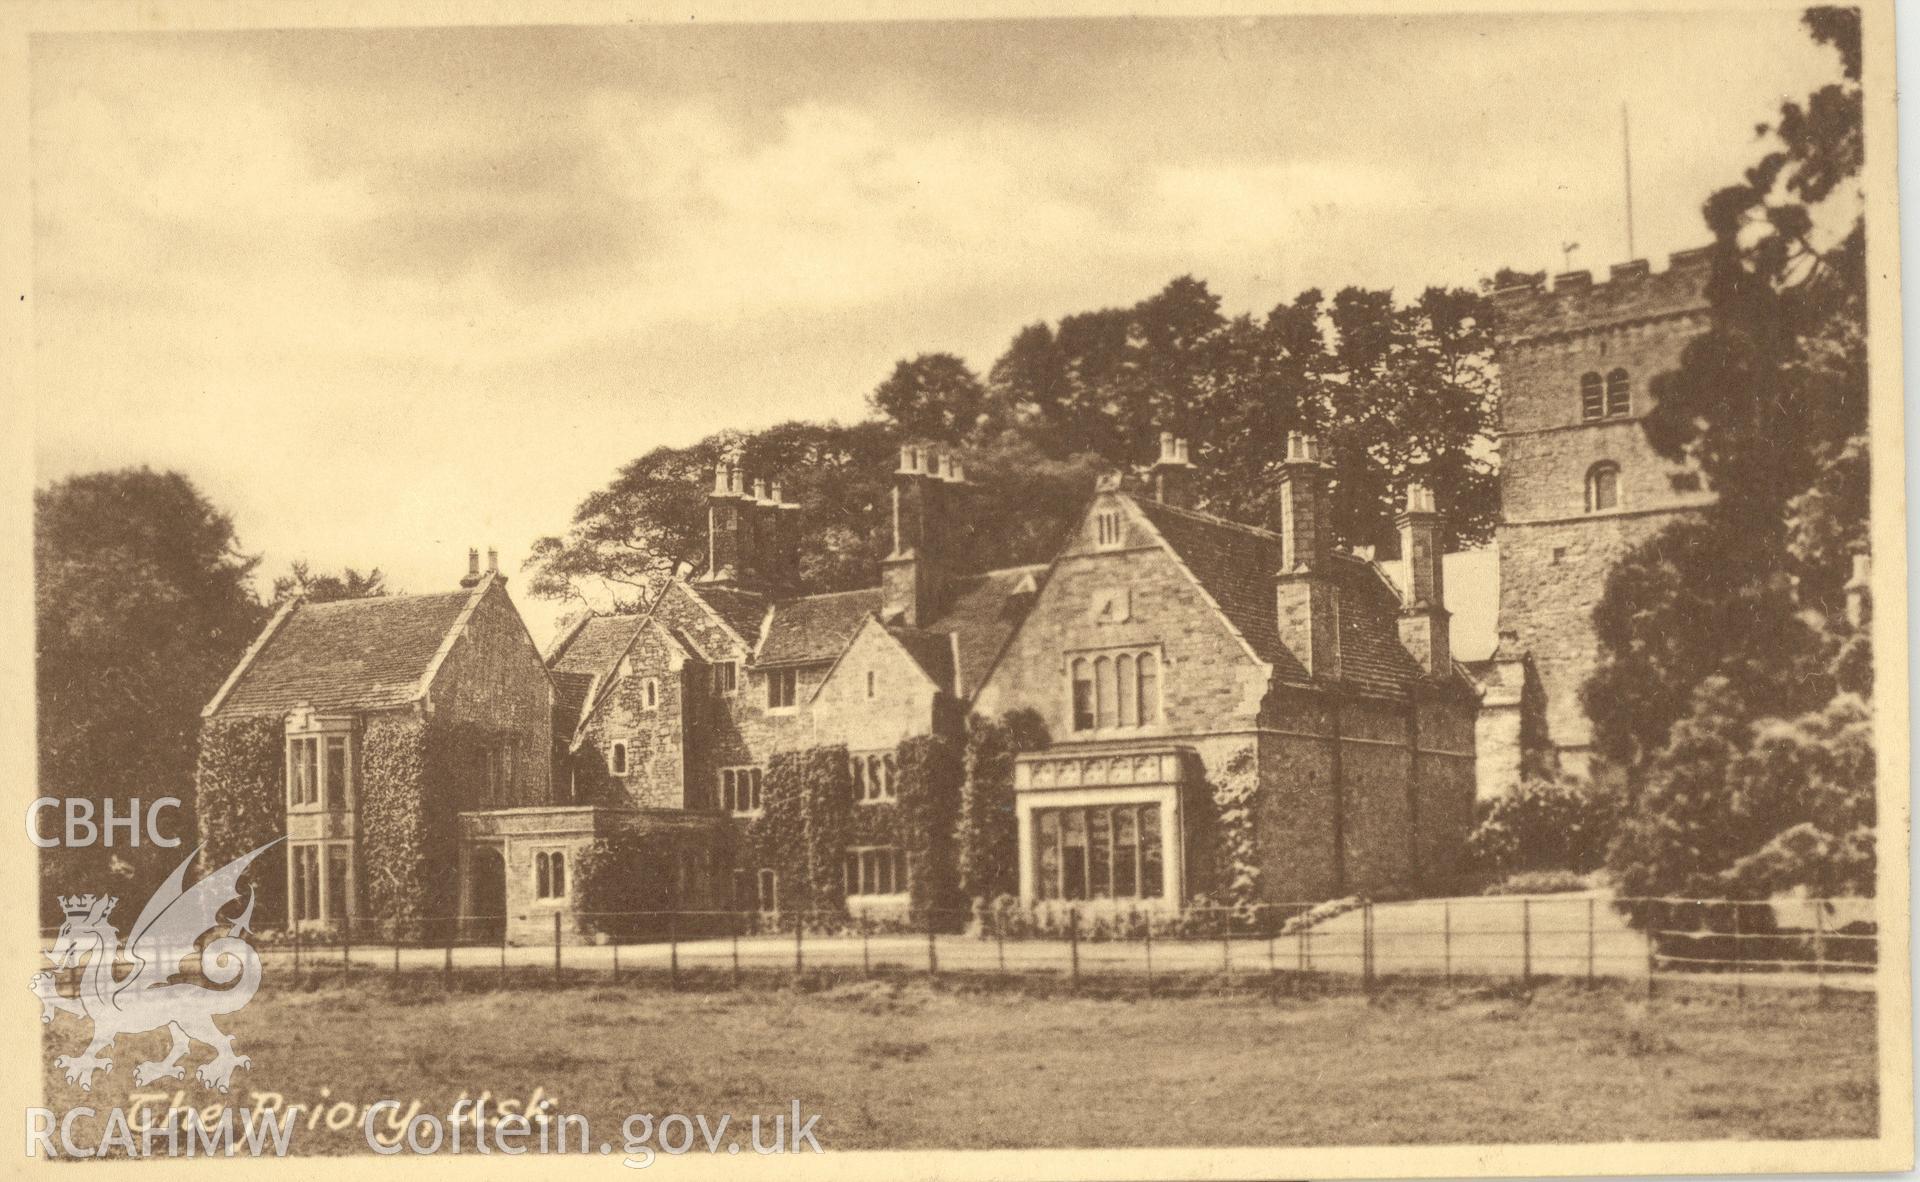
[1491,246,1714,345]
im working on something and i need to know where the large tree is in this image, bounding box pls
[36,468,265,906]
[270,559,387,606]
[1595,7,1871,899]
[975,277,1499,553]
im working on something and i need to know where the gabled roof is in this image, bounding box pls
[1128,495,1429,700]
[546,614,648,678]
[886,625,957,694]
[205,584,484,718]
[754,587,884,668]
[550,670,597,741]
[682,583,771,648]
[924,565,1046,697]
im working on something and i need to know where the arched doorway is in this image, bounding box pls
[467,846,506,943]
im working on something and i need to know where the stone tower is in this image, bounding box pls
[1489,247,1717,780]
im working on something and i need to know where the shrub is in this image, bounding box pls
[1465,775,1617,879]
[1481,869,1589,896]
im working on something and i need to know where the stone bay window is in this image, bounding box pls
[1014,748,1189,912]
[283,709,358,928]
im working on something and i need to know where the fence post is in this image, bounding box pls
[393,921,401,975]
[611,929,620,984]
[995,910,1006,975]
[1068,908,1080,988]
[1266,906,1277,981]
[499,915,508,988]
[553,912,562,983]
[1297,907,1307,975]
[443,919,453,989]
[1362,902,1374,995]
[793,916,804,980]
[1814,902,1827,1006]
[1520,899,1532,987]
[927,908,939,980]
[1645,907,1656,1003]
[1586,897,1596,987]
[1144,912,1154,997]
[669,909,680,991]
[1732,901,1744,1004]
[293,926,301,984]
[1222,911,1232,980]
[1443,899,1452,988]
[863,914,872,977]
[731,913,742,990]
[343,914,353,977]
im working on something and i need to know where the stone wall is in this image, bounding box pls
[1493,258,1715,767]
[809,620,945,750]
[573,622,690,810]
[426,581,554,807]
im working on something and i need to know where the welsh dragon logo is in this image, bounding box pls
[32,840,280,1094]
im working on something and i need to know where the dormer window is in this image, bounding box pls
[1095,510,1124,549]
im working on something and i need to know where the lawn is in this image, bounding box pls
[39,975,1877,1155]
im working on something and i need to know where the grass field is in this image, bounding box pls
[39,976,1876,1155]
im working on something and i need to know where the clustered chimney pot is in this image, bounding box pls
[1150,429,1195,508]
[1396,483,1451,676]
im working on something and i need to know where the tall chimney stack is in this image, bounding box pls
[1151,432,1195,509]
[700,452,749,586]
[460,547,482,588]
[1395,483,1451,675]
[882,443,954,626]
[1273,433,1339,679]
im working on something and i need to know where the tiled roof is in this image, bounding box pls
[1130,496,1426,699]
[683,584,771,645]
[922,565,1046,697]
[886,626,956,693]
[546,615,646,677]
[211,588,476,717]
[550,671,596,741]
[755,588,882,667]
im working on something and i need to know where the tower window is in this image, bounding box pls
[1586,463,1621,513]
[1579,372,1604,421]
[1606,368,1631,417]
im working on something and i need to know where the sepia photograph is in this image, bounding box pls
[2,0,1909,1174]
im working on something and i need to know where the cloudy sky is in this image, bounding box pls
[31,12,1841,644]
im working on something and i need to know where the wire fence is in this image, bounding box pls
[36,895,1875,1005]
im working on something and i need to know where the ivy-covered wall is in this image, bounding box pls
[957,709,1048,904]
[359,713,461,932]
[194,714,286,921]
[1208,745,1261,912]
[895,734,964,915]
[741,748,814,909]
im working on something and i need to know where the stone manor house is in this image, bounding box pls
[198,249,1714,939]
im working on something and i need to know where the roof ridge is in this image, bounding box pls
[1128,493,1282,543]
[298,587,469,611]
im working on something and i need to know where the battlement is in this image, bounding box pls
[1491,245,1714,344]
